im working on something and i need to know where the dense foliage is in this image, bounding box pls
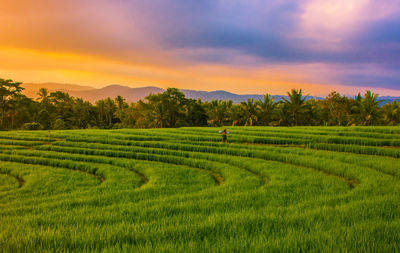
[0,126,399,251]
[1,78,400,130]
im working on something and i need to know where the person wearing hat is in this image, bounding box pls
[221,128,228,143]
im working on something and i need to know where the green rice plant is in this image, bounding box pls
[308,142,400,158]
[0,126,399,252]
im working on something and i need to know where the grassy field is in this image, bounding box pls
[0,126,399,252]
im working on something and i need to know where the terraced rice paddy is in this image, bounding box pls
[0,127,399,252]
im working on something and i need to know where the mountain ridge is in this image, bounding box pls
[21,82,400,104]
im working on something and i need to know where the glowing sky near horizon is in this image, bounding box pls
[1,0,400,96]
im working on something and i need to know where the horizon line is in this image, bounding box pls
[20,81,400,98]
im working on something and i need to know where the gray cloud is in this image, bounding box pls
[1,0,400,90]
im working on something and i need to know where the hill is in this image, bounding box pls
[64,85,163,103]
[21,82,399,103]
[380,96,400,104]
[22,83,163,103]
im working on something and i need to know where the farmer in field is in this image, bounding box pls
[221,128,228,143]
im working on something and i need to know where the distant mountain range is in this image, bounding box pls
[22,83,164,103]
[378,96,400,104]
[21,83,400,104]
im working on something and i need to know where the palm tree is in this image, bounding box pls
[114,95,128,126]
[382,101,400,126]
[206,100,232,126]
[104,98,117,127]
[0,78,24,128]
[150,102,167,128]
[131,101,147,128]
[72,98,96,129]
[241,98,258,126]
[49,91,75,129]
[351,91,381,126]
[304,99,324,126]
[256,94,275,126]
[282,89,308,126]
[37,88,49,102]
[96,99,116,128]
[349,93,362,125]
[186,99,208,126]
[37,88,53,129]
[139,93,168,128]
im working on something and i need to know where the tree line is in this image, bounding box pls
[1,78,399,130]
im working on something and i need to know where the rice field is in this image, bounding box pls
[0,126,399,252]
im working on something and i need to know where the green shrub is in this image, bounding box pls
[53,119,66,130]
[22,122,43,130]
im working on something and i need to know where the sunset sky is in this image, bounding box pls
[1,0,399,96]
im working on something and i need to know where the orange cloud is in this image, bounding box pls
[1,0,400,97]
[3,46,400,97]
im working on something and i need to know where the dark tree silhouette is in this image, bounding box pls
[0,78,399,130]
